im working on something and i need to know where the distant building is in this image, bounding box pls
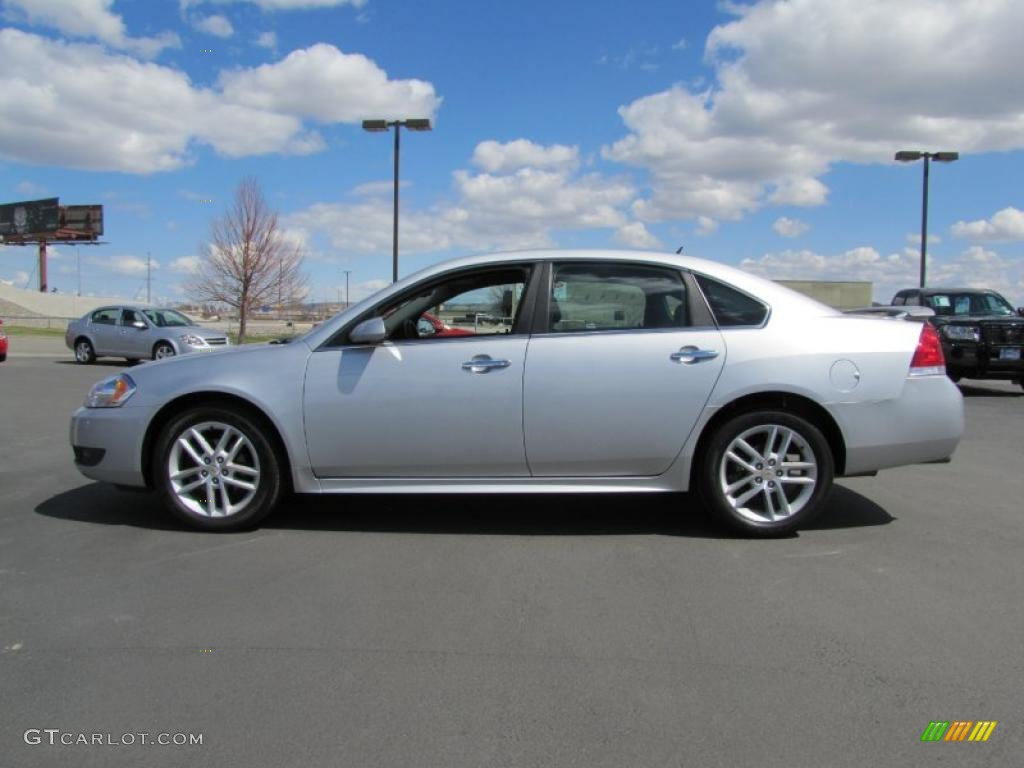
[775,280,872,310]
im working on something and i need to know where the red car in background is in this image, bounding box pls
[0,319,8,362]
[417,312,474,338]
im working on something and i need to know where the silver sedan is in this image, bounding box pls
[69,250,963,536]
[65,306,229,363]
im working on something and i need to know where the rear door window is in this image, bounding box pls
[91,308,119,325]
[545,262,690,333]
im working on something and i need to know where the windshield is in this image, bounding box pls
[926,292,1015,317]
[142,309,193,327]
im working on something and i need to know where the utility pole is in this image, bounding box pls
[76,246,81,296]
[343,269,352,308]
[146,252,151,303]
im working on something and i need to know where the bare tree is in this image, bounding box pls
[187,177,308,342]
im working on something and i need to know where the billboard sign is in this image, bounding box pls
[61,205,104,237]
[0,198,60,237]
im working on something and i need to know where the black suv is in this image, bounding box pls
[891,288,1024,388]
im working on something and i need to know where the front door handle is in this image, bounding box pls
[671,346,719,364]
[461,355,511,373]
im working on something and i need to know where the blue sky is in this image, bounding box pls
[1,0,1023,306]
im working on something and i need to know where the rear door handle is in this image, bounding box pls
[461,355,511,373]
[671,346,719,364]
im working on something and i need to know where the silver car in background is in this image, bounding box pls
[65,306,229,363]
[68,250,964,536]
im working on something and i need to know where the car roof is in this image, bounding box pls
[917,288,1002,295]
[402,248,832,306]
[301,248,838,349]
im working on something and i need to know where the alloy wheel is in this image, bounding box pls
[718,423,818,524]
[167,421,261,518]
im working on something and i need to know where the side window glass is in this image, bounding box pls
[905,293,921,306]
[892,294,906,306]
[372,267,531,342]
[91,308,119,325]
[122,309,143,326]
[548,263,688,333]
[695,275,768,327]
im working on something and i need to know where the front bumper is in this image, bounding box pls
[831,374,964,475]
[69,405,154,487]
[944,341,1024,379]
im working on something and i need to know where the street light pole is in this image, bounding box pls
[362,118,432,283]
[895,150,959,288]
[343,269,352,308]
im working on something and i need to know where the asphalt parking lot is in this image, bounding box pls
[1,335,1021,767]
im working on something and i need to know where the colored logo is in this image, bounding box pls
[921,721,997,742]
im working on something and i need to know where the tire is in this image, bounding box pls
[154,406,283,531]
[153,342,176,360]
[74,338,96,364]
[0,353,6,362]
[698,410,835,537]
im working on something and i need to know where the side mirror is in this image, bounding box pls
[132,321,147,330]
[1017,307,1024,317]
[349,317,387,344]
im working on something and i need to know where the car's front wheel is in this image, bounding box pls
[698,410,834,537]
[153,342,176,360]
[154,406,283,531]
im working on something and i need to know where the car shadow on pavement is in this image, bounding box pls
[54,360,138,367]
[957,383,1021,398]
[36,482,892,538]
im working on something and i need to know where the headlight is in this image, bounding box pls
[942,325,980,342]
[85,373,136,408]
[179,334,205,346]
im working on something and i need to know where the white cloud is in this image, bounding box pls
[740,244,1024,305]
[605,0,1024,224]
[951,207,1024,243]
[218,43,440,124]
[14,180,46,196]
[695,216,718,236]
[254,30,277,50]
[472,140,579,174]
[3,0,180,58]
[1,270,32,286]
[905,232,941,246]
[170,255,201,274]
[287,140,636,255]
[193,14,234,38]
[614,222,663,250]
[91,254,159,276]
[0,30,439,173]
[773,217,809,238]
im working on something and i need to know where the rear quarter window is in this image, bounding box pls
[695,275,768,327]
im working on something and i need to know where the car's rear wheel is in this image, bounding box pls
[74,338,96,364]
[154,406,282,531]
[153,342,176,360]
[698,410,834,537]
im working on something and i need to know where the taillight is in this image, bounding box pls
[909,323,945,376]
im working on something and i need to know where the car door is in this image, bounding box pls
[303,264,536,477]
[88,307,121,355]
[118,309,152,358]
[523,261,725,477]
